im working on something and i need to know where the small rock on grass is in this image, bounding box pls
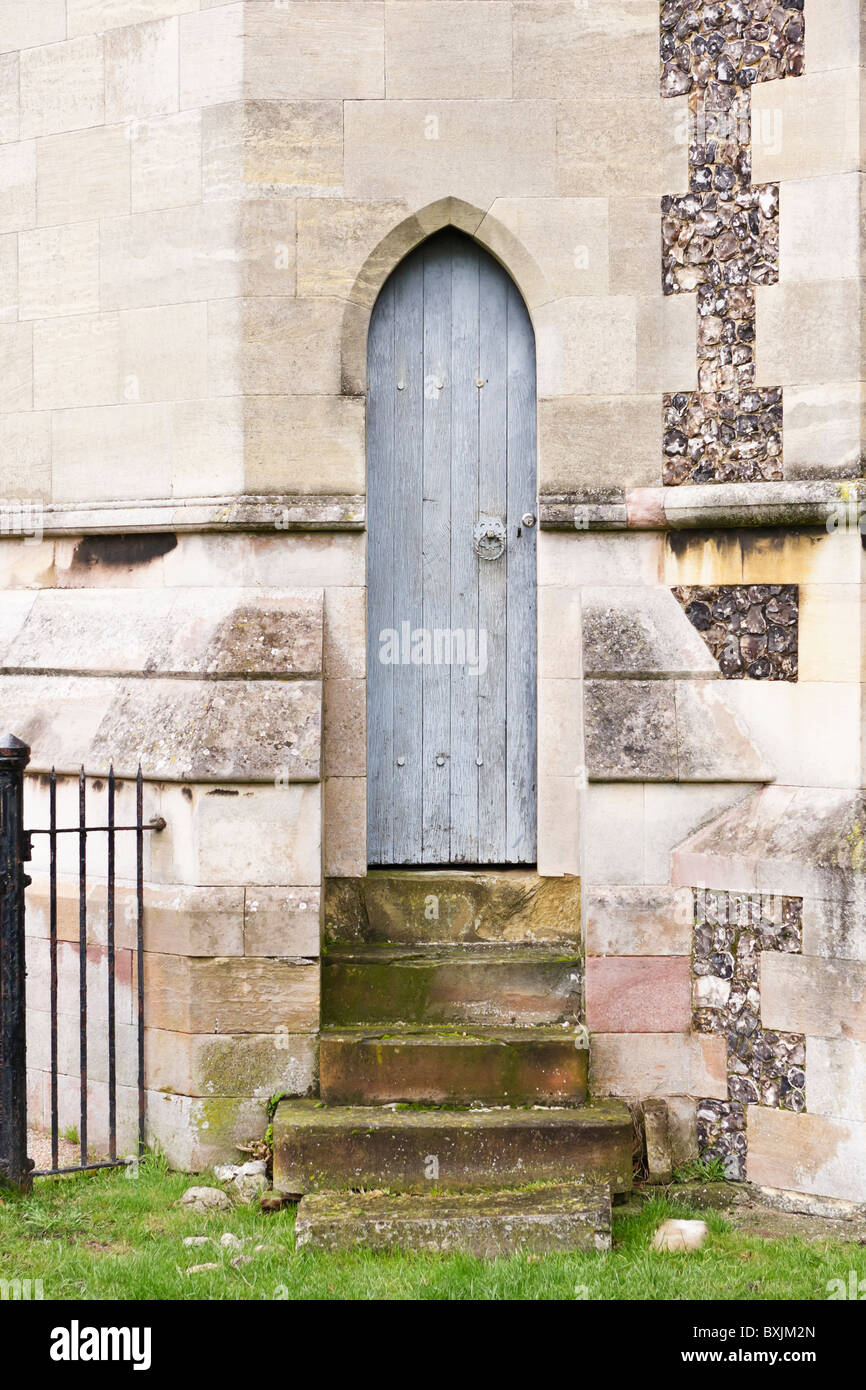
[651,1218,709,1252]
[183,1236,211,1248]
[186,1263,221,1275]
[219,1233,245,1249]
[236,1173,269,1202]
[179,1186,233,1213]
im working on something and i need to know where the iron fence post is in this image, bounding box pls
[0,733,32,1190]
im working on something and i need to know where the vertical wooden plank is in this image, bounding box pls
[449,237,481,862]
[365,278,395,865]
[389,256,425,863]
[505,277,538,863]
[477,255,509,863]
[421,237,452,863]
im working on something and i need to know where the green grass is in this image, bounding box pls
[1,1157,864,1301]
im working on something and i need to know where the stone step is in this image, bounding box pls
[295,1182,612,1256]
[319,1026,588,1106]
[325,870,581,946]
[321,943,583,1027]
[273,1098,633,1195]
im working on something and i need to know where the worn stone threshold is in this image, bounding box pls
[295,1182,612,1255]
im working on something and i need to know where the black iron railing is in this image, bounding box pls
[0,735,165,1188]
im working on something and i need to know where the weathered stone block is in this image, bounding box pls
[144,953,319,1034]
[296,197,416,305]
[807,1038,866,1126]
[19,223,100,320]
[68,1,198,38]
[0,673,322,782]
[0,141,35,235]
[385,2,511,100]
[39,122,132,228]
[538,395,660,492]
[583,587,718,680]
[586,956,691,1033]
[0,0,66,53]
[105,16,179,124]
[246,0,385,101]
[590,1032,729,1101]
[584,679,677,780]
[344,100,556,205]
[747,1107,866,1205]
[178,3,244,109]
[0,323,32,413]
[515,0,658,100]
[146,1027,316,1099]
[585,886,693,958]
[323,776,365,877]
[244,395,365,494]
[761,953,866,1043]
[0,412,51,499]
[131,110,202,213]
[146,1089,268,1170]
[244,886,321,957]
[19,36,104,139]
[536,296,637,396]
[33,312,120,412]
[557,97,683,198]
[100,203,241,311]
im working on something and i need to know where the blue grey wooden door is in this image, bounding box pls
[367,230,537,866]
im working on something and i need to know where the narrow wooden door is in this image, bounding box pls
[366,229,537,866]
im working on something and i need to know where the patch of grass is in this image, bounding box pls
[670,1156,729,1184]
[0,1162,863,1301]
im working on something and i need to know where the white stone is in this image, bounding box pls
[651,1219,708,1252]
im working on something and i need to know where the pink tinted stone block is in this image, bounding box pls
[586,955,691,1033]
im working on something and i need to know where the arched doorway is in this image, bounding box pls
[366,229,537,866]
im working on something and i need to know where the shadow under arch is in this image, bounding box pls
[341,197,551,397]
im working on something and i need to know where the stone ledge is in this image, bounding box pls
[2,673,322,782]
[672,785,866,899]
[0,495,366,536]
[541,481,864,532]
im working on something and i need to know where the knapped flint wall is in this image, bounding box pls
[660,1,805,484]
[692,888,806,1179]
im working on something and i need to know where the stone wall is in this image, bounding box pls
[0,1,864,1194]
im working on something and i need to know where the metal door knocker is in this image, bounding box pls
[473,516,506,560]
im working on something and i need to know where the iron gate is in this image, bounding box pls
[0,733,165,1189]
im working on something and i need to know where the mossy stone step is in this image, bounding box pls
[295,1183,611,1255]
[319,1026,588,1106]
[273,1098,633,1195]
[322,943,583,1027]
[325,870,581,946]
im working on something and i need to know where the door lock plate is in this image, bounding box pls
[473,516,506,560]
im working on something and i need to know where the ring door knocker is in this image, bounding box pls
[473,516,507,561]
